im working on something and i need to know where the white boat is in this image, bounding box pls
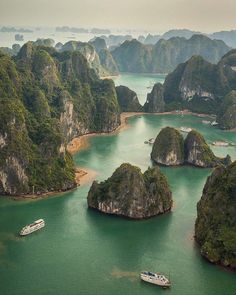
[144,138,155,144]
[148,138,155,144]
[211,121,218,126]
[180,126,192,133]
[20,219,45,236]
[140,271,171,288]
[212,141,230,147]
[202,120,211,124]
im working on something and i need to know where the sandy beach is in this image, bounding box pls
[67,110,212,186]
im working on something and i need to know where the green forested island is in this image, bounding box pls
[0,42,121,196]
[87,163,173,219]
[151,127,231,167]
[195,161,236,269]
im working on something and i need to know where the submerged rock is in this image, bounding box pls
[195,161,236,269]
[87,163,172,219]
[151,127,184,166]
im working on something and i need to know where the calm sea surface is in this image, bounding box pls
[0,74,236,295]
[113,73,166,105]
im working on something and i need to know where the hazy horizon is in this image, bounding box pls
[1,0,236,34]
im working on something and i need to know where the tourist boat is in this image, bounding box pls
[144,138,155,144]
[140,271,171,288]
[202,120,211,124]
[20,219,45,236]
[212,141,230,147]
[180,126,192,133]
[211,121,218,126]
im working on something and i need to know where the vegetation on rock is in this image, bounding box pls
[151,128,231,167]
[87,163,172,219]
[0,42,121,196]
[116,86,143,112]
[195,161,236,269]
[151,127,184,166]
[217,91,236,130]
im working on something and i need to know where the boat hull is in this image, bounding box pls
[140,274,171,287]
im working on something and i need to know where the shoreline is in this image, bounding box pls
[10,110,234,200]
[67,109,215,156]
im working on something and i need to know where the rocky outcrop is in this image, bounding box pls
[151,127,231,167]
[116,86,142,112]
[184,130,231,167]
[98,49,119,76]
[195,161,236,269]
[217,91,236,130]
[151,127,184,166]
[163,50,236,114]
[87,163,172,219]
[111,35,230,74]
[89,37,107,53]
[0,43,121,196]
[144,83,165,112]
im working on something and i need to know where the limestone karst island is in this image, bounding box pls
[0,1,236,295]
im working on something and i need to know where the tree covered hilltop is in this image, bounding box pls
[0,42,121,196]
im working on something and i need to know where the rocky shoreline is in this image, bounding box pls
[9,110,232,200]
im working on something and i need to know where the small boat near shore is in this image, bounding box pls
[180,126,192,133]
[144,138,155,144]
[20,219,45,236]
[212,141,234,147]
[202,120,211,124]
[140,271,171,288]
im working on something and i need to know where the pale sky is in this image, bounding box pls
[1,0,236,33]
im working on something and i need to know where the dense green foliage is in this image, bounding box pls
[161,51,236,116]
[116,86,143,112]
[217,91,236,129]
[0,42,121,195]
[111,35,230,73]
[151,128,230,167]
[87,163,172,219]
[144,83,165,112]
[151,127,184,165]
[195,162,236,268]
[184,130,231,167]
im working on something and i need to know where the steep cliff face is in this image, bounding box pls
[151,127,184,166]
[184,130,231,167]
[163,50,236,114]
[111,35,230,74]
[116,86,142,112]
[111,39,152,73]
[195,162,236,269]
[217,91,236,130]
[59,39,119,76]
[144,83,165,112]
[0,43,121,196]
[87,163,172,219]
[98,49,119,76]
[151,128,231,168]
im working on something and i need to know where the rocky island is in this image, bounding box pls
[151,127,184,166]
[151,127,231,167]
[0,42,121,196]
[195,161,236,269]
[87,163,172,219]
[116,86,143,112]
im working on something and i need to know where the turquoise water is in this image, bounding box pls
[113,73,166,105]
[0,113,236,295]
[0,69,236,294]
